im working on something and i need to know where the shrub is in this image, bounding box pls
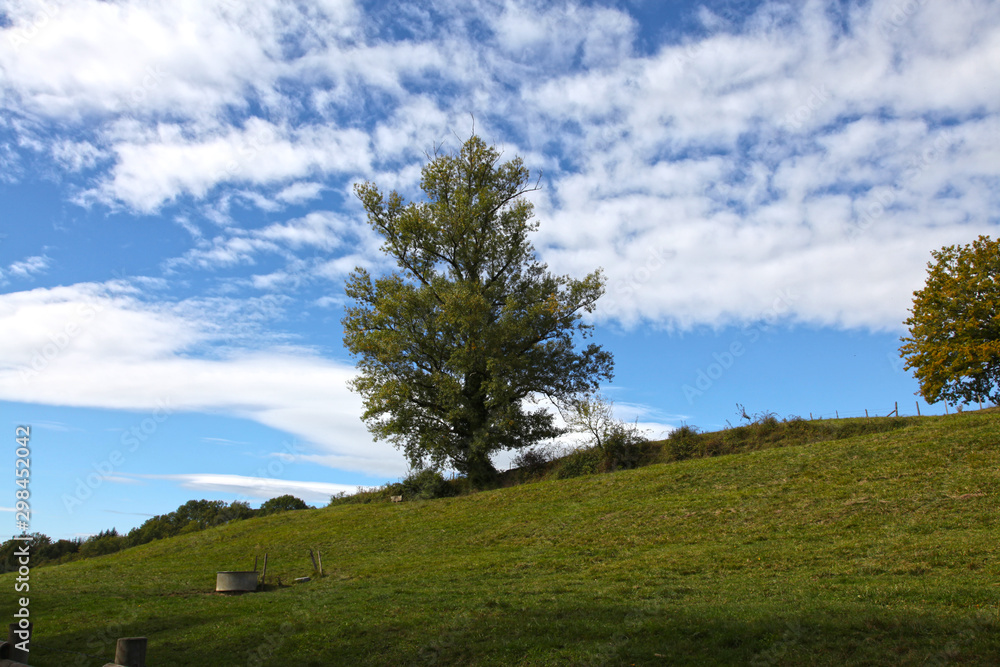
[722,424,748,450]
[556,447,602,479]
[327,471,457,505]
[599,421,645,471]
[563,393,649,471]
[399,468,455,501]
[259,495,311,516]
[666,424,700,461]
[79,529,126,558]
[755,412,780,432]
[328,486,393,506]
[511,445,556,482]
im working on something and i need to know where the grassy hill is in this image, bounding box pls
[5,412,999,666]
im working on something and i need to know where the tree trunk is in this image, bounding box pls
[457,372,497,487]
[463,454,498,488]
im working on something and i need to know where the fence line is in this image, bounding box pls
[802,399,994,422]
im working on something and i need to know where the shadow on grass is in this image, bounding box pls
[32,594,1000,666]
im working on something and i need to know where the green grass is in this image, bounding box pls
[6,412,1000,665]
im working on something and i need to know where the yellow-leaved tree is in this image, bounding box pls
[899,235,1000,406]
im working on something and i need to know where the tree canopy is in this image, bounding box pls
[899,235,1000,406]
[258,494,311,515]
[343,135,613,486]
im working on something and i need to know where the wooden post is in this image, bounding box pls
[916,401,920,417]
[114,637,147,667]
[317,550,324,577]
[309,549,318,573]
[835,410,839,419]
[7,622,30,663]
[865,409,868,418]
[260,553,268,589]
[809,412,813,420]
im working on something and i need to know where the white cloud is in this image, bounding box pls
[167,210,383,289]
[128,473,358,503]
[493,0,635,69]
[4,254,51,280]
[257,211,352,250]
[52,140,106,171]
[521,0,1000,331]
[0,0,359,121]
[0,283,407,477]
[276,181,324,204]
[0,0,450,212]
[90,120,373,212]
[173,234,281,269]
[0,0,997,332]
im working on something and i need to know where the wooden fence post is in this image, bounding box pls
[916,401,920,416]
[114,637,147,667]
[865,409,868,418]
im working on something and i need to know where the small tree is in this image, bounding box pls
[564,394,647,471]
[79,529,125,558]
[899,235,1000,406]
[343,135,613,487]
[563,394,616,450]
[221,500,255,522]
[258,495,310,515]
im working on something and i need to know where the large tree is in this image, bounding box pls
[343,135,613,486]
[899,235,1000,406]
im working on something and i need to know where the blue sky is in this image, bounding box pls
[1,0,998,540]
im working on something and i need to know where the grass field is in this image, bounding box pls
[5,411,999,666]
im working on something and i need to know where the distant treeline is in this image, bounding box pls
[0,495,311,572]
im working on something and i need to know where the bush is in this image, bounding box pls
[220,500,255,522]
[557,447,602,479]
[399,468,455,501]
[327,471,456,505]
[666,424,700,461]
[328,486,392,506]
[511,445,556,480]
[755,412,780,433]
[563,394,649,471]
[79,529,126,558]
[259,495,311,516]
[599,421,645,471]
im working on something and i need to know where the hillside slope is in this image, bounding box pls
[6,413,1000,666]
